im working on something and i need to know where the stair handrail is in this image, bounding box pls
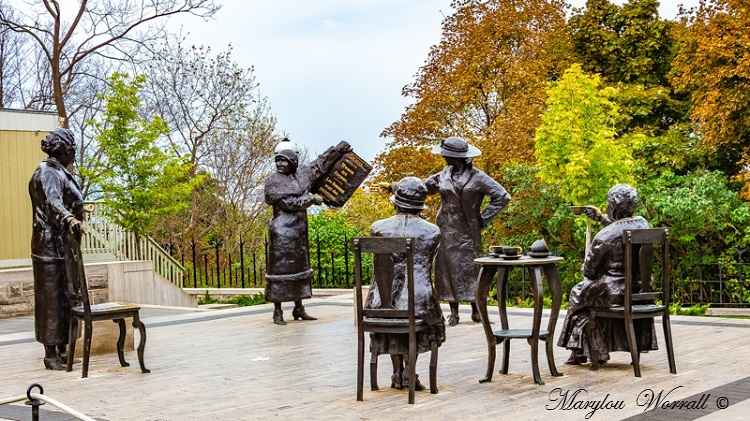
[80,201,185,287]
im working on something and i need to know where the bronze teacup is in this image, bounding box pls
[502,246,522,256]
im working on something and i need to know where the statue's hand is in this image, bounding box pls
[582,206,602,221]
[374,182,394,193]
[68,218,83,236]
[336,141,352,153]
[312,194,325,205]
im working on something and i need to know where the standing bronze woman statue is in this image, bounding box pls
[264,138,352,325]
[558,184,658,365]
[29,128,84,370]
[425,137,510,326]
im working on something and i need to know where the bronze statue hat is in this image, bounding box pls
[431,136,481,158]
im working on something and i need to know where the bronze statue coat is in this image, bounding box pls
[264,147,343,303]
[425,166,510,302]
[558,216,658,360]
[28,157,84,346]
[365,213,445,355]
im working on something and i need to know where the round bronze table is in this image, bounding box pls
[474,255,564,385]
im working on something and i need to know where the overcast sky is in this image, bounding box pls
[170,0,699,163]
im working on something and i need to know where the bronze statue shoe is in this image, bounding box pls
[292,305,317,321]
[402,372,425,391]
[44,356,66,371]
[391,372,403,389]
[273,309,286,325]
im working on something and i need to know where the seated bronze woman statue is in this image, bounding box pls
[557,184,658,365]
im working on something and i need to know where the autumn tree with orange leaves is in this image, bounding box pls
[671,0,750,198]
[376,0,571,182]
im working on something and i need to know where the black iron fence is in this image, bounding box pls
[169,236,750,307]
[174,234,371,289]
[674,247,750,307]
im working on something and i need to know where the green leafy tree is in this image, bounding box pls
[639,169,750,293]
[535,64,634,207]
[569,0,675,88]
[308,211,366,287]
[88,72,196,258]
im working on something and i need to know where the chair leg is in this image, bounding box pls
[662,314,677,374]
[370,351,379,391]
[132,313,150,373]
[588,314,600,371]
[501,339,510,375]
[407,341,417,404]
[82,320,93,378]
[429,341,438,394]
[114,319,129,367]
[66,319,78,372]
[624,318,641,377]
[357,330,364,401]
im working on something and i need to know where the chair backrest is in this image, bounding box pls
[63,230,91,318]
[623,228,670,311]
[352,236,416,324]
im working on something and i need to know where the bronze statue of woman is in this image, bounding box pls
[425,137,510,326]
[558,184,658,365]
[29,128,84,370]
[264,138,352,325]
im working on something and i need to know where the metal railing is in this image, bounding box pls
[81,201,185,287]
[179,234,373,290]
[0,384,96,421]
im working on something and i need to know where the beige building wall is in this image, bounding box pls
[0,109,58,267]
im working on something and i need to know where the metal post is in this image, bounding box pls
[331,251,335,287]
[317,235,322,287]
[25,383,45,421]
[191,241,197,288]
[228,251,233,288]
[344,232,350,288]
[252,251,257,287]
[215,243,221,289]
[204,254,209,287]
[239,240,246,289]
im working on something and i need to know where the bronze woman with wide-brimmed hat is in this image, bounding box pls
[425,137,510,326]
[28,128,84,370]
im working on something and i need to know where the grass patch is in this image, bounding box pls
[199,290,267,307]
[669,302,709,316]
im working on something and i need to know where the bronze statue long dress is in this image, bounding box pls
[365,213,445,355]
[29,156,84,350]
[424,166,510,302]
[558,216,658,361]
[263,146,344,303]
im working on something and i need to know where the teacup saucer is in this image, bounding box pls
[528,251,551,258]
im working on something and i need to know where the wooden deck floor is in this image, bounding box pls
[1,294,750,420]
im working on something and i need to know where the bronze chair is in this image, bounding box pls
[587,228,676,376]
[65,237,150,378]
[353,236,438,404]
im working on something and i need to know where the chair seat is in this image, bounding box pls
[593,304,666,314]
[72,302,141,315]
[362,317,428,329]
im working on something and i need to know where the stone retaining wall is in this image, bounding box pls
[0,267,109,319]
